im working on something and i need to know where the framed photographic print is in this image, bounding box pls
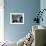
[10,13,24,24]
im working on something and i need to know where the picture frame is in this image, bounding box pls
[10,13,24,24]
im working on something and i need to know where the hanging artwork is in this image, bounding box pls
[10,13,24,24]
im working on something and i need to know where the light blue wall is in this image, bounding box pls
[40,0,46,27]
[4,0,40,42]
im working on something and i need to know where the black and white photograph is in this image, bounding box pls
[10,13,24,24]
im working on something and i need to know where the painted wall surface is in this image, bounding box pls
[40,0,46,27]
[4,0,40,42]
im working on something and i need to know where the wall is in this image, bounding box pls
[4,0,40,42]
[40,0,46,27]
